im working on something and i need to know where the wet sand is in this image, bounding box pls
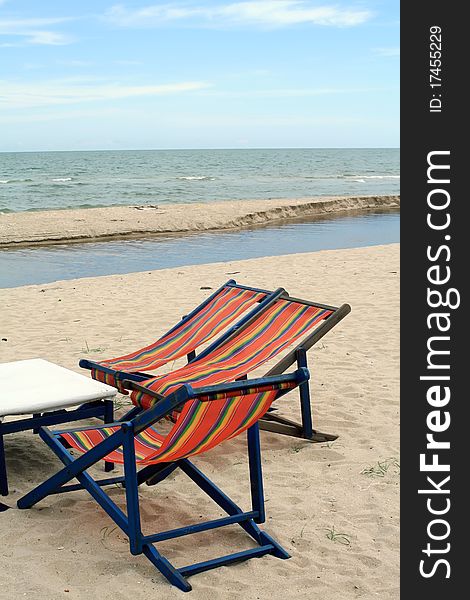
[0,195,399,248]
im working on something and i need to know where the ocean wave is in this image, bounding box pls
[304,175,340,180]
[176,176,216,181]
[0,178,34,183]
[355,175,400,179]
[302,174,400,181]
[52,177,73,182]
[120,191,161,197]
[17,203,99,212]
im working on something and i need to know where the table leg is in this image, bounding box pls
[0,427,8,496]
[33,413,41,434]
[103,399,114,473]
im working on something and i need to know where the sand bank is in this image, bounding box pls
[0,244,399,599]
[0,195,399,248]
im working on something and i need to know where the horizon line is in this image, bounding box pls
[0,146,400,154]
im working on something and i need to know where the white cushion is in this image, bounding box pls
[0,358,116,417]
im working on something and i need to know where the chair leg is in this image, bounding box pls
[259,413,338,442]
[138,462,180,486]
[299,381,314,439]
[118,405,141,422]
[32,414,41,434]
[258,348,338,442]
[247,423,265,523]
[122,428,143,555]
[296,348,314,439]
[143,544,192,592]
[136,454,289,590]
[18,426,126,509]
[18,423,290,591]
[179,457,289,559]
[103,400,114,472]
[0,429,8,496]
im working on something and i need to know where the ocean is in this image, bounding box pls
[0,148,399,213]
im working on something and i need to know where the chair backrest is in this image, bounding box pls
[131,297,338,410]
[99,281,271,373]
[139,374,304,464]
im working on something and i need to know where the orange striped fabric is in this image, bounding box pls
[59,381,298,465]
[61,297,330,467]
[131,299,331,410]
[91,285,265,390]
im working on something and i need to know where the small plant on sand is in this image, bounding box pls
[113,397,133,411]
[361,457,400,478]
[100,525,118,547]
[325,526,351,546]
[82,340,106,354]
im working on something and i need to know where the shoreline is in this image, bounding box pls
[0,194,399,248]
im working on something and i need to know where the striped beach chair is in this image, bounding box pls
[128,294,351,442]
[18,369,310,592]
[80,280,281,392]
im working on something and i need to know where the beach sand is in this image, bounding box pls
[0,195,399,247]
[0,244,399,599]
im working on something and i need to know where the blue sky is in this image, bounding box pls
[0,1,399,151]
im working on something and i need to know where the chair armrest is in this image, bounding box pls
[122,379,167,400]
[51,420,132,436]
[79,358,102,370]
[122,368,309,403]
[122,369,309,434]
[188,368,310,402]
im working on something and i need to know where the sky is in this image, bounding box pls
[0,0,399,151]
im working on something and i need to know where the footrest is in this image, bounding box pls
[178,544,274,577]
[143,511,258,544]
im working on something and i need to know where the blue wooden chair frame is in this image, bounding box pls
[0,399,114,497]
[17,369,309,592]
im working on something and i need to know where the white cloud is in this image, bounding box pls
[0,17,74,45]
[107,1,372,28]
[374,46,400,57]
[219,1,371,27]
[200,85,395,98]
[27,30,72,45]
[0,79,211,109]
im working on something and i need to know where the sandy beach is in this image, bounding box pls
[0,243,399,599]
[0,195,399,248]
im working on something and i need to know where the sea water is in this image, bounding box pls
[0,148,399,213]
[0,210,399,288]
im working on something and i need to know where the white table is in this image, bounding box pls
[0,358,117,496]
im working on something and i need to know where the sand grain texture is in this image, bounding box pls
[0,245,399,599]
